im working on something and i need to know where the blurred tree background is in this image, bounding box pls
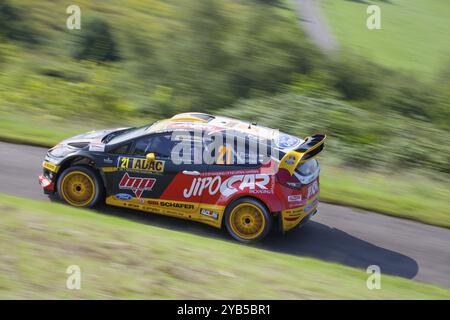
[0,0,448,190]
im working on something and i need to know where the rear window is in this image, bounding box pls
[191,114,215,121]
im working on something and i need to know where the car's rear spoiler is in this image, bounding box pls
[278,134,326,175]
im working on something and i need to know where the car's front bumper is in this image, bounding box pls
[38,174,55,194]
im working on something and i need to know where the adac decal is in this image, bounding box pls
[200,208,219,220]
[183,174,271,198]
[119,173,156,198]
[115,193,133,201]
[118,157,165,173]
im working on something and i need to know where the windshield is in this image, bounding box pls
[107,126,148,145]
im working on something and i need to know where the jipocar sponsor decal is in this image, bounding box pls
[118,157,165,173]
[119,173,156,198]
[183,174,271,198]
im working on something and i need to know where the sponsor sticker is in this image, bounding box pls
[183,174,271,198]
[285,155,296,165]
[276,134,301,149]
[89,143,105,152]
[115,193,133,201]
[43,161,60,173]
[307,181,319,199]
[200,208,219,220]
[304,199,319,213]
[160,201,195,210]
[119,173,156,198]
[288,195,302,202]
[118,157,165,173]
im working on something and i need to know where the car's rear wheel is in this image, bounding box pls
[57,166,103,208]
[224,198,271,243]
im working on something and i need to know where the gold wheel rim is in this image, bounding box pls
[61,171,95,207]
[229,203,266,240]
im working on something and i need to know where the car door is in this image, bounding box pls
[109,131,208,217]
[156,129,226,226]
[110,133,172,202]
[156,130,209,207]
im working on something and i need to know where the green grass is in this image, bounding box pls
[0,193,448,299]
[319,0,450,76]
[0,112,149,147]
[0,114,93,147]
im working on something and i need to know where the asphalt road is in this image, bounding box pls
[0,141,449,288]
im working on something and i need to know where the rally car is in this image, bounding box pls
[39,112,325,242]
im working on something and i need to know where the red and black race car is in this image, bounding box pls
[39,112,325,242]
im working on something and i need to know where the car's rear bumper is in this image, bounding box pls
[280,196,319,232]
[38,174,55,194]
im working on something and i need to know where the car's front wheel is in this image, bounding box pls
[57,166,104,208]
[224,198,272,243]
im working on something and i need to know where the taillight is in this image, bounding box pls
[276,169,303,189]
[277,159,320,188]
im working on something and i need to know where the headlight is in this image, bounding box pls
[49,144,74,157]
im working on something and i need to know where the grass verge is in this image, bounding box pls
[319,0,450,77]
[0,193,449,299]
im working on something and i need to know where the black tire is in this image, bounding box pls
[48,192,62,203]
[224,197,272,243]
[57,165,104,208]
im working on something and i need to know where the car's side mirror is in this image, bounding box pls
[146,152,156,162]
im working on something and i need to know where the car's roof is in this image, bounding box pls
[148,113,275,138]
[109,112,304,151]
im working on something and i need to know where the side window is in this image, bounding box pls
[216,137,271,166]
[150,134,177,159]
[132,136,153,157]
[109,143,130,155]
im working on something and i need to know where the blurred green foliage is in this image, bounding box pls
[70,17,120,62]
[224,94,449,174]
[0,0,39,43]
[0,0,448,177]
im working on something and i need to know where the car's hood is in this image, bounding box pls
[61,128,129,145]
[48,128,130,157]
